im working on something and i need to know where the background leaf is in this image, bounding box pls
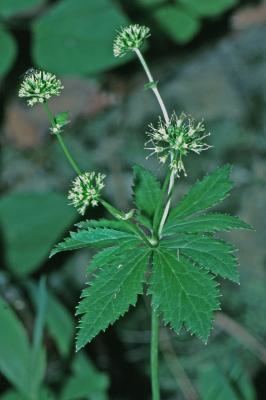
[0,27,16,78]
[32,0,129,75]
[46,292,74,357]
[0,298,30,397]
[0,0,44,18]
[28,282,74,357]
[197,363,256,400]
[0,192,77,276]
[179,0,238,17]
[154,5,200,44]
[61,354,109,400]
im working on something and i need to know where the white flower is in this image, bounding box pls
[18,69,63,107]
[145,112,211,177]
[113,24,150,57]
[68,172,105,215]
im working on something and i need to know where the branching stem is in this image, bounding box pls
[135,48,179,400]
[134,49,175,238]
[42,102,81,175]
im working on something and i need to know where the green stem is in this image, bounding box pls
[134,48,175,237]
[56,132,81,175]
[42,102,81,175]
[134,48,169,125]
[101,199,152,247]
[151,309,160,400]
[158,169,175,237]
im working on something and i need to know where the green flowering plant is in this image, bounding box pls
[18,25,252,400]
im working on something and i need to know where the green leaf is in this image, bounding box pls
[179,0,238,17]
[30,278,47,398]
[168,165,233,221]
[197,364,255,400]
[61,354,109,400]
[0,297,30,396]
[0,388,55,400]
[0,391,23,400]
[151,249,220,341]
[164,213,253,235]
[46,292,74,357]
[87,238,141,274]
[32,0,129,75]
[0,192,77,275]
[76,248,150,350]
[0,0,44,18]
[28,281,69,359]
[87,247,119,275]
[153,5,200,44]
[137,0,166,7]
[161,234,239,282]
[50,227,137,257]
[76,218,135,234]
[54,111,70,126]
[133,165,162,226]
[0,26,16,78]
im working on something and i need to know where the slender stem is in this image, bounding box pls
[158,169,175,237]
[151,309,160,400]
[134,48,175,237]
[134,48,169,125]
[56,132,81,175]
[42,102,81,175]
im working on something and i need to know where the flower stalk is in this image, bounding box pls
[42,102,81,176]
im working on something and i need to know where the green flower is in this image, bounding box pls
[18,69,63,107]
[68,172,105,215]
[113,24,150,57]
[146,112,211,177]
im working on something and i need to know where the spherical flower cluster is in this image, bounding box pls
[113,24,150,57]
[68,172,105,215]
[18,69,64,107]
[146,112,211,177]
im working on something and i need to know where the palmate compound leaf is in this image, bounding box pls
[163,212,253,236]
[133,165,162,228]
[168,164,233,221]
[161,234,239,282]
[50,226,138,257]
[76,218,136,234]
[76,248,151,351]
[86,237,142,274]
[161,165,253,284]
[151,248,220,341]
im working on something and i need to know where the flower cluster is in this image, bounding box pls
[18,69,63,107]
[146,112,211,177]
[113,24,150,57]
[68,172,105,215]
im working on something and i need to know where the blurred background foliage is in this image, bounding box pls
[0,0,265,399]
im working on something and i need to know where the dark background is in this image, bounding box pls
[0,1,265,399]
